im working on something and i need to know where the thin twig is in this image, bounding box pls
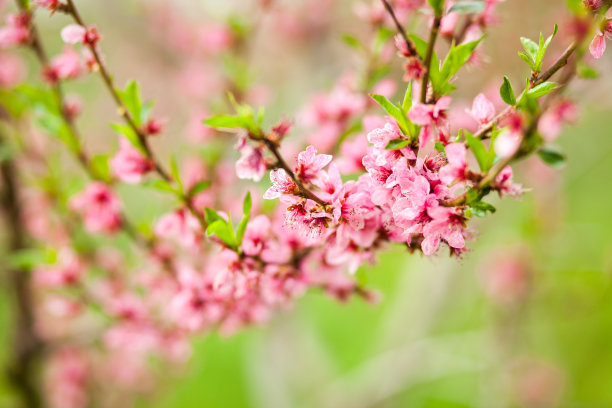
[420,14,442,103]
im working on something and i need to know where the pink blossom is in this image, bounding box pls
[45,47,82,83]
[494,166,523,198]
[590,33,606,59]
[494,128,522,158]
[241,215,271,256]
[155,208,201,248]
[403,57,425,81]
[264,169,298,199]
[70,182,122,234]
[0,54,24,87]
[468,93,495,126]
[583,0,603,11]
[538,100,578,142]
[0,13,30,48]
[439,143,468,185]
[110,138,154,184]
[588,20,612,59]
[408,96,451,147]
[235,138,267,182]
[34,0,60,11]
[45,349,89,408]
[421,206,466,255]
[295,145,332,183]
[61,24,100,46]
[35,249,84,287]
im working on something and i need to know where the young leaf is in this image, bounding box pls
[500,76,516,106]
[242,191,252,216]
[111,123,146,155]
[370,94,411,136]
[142,179,176,193]
[402,82,413,112]
[465,131,489,171]
[577,62,599,79]
[117,80,144,126]
[170,155,182,189]
[386,138,411,150]
[203,115,251,129]
[204,207,224,225]
[520,37,538,61]
[427,0,445,16]
[470,201,497,217]
[206,220,237,249]
[527,82,558,99]
[236,192,252,247]
[341,34,363,51]
[90,154,111,182]
[448,0,486,14]
[535,24,558,72]
[518,52,535,69]
[187,181,211,198]
[440,38,482,84]
[537,148,565,167]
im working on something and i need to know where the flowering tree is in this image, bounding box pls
[0,0,609,406]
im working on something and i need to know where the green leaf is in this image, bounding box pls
[577,62,599,79]
[407,34,429,59]
[527,81,558,99]
[535,24,558,72]
[427,0,445,16]
[448,0,485,14]
[242,191,252,217]
[111,123,146,155]
[385,138,411,150]
[438,38,482,94]
[342,34,363,51]
[402,82,413,112]
[470,201,497,217]
[206,220,237,249]
[370,94,412,136]
[203,114,250,129]
[8,248,56,270]
[518,52,535,69]
[520,37,539,61]
[187,180,211,198]
[236,192,252,247]
[500,76,516,106]
[117,80,144,127]
[465,131,489,171]
[434,141,445,152]
[204,208,224,225]
[90,154,111,182]
[170,155,182,189]
[142,179,176,193]
[537,147,565,167]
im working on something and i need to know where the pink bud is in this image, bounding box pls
[468,93,496,125]
[494,129,522,158]
[61,24,87,44]
[589,33,606,59]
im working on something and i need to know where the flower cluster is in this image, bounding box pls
[0,0,604,407]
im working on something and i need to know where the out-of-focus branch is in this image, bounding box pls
[1,131,43,408]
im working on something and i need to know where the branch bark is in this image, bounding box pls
[1,131,44,408]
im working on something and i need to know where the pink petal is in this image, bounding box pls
[589,34,606,59]
[408,103,433,125]
[61,24,86,44]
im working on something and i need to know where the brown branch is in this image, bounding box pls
[262,139,327,206]
[380,0,422,61]
[420,14,442,103]
[443,40,582,207]
[64,0,209,231]
[1,131,44,408]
